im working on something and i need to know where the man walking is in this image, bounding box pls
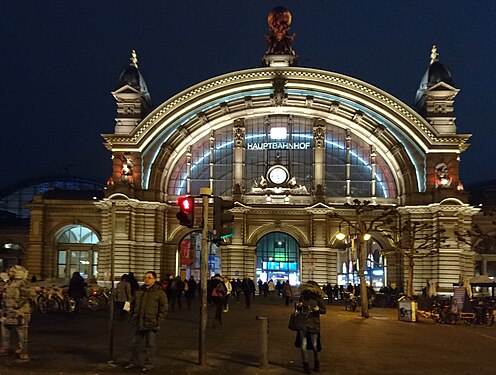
[126,271,168,372]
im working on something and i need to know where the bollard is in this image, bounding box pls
[256,316,268,368]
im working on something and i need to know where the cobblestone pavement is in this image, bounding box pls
[0,296,495,374]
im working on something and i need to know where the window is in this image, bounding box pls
[55,225,99,279]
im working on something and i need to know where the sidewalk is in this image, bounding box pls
[0,295,494,374]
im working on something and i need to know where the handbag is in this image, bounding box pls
[288,310,300,331]
[123,301,131,312]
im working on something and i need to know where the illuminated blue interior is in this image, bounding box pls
[142,86,424,192]
[176,133,388,197]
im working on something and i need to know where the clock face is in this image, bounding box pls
[267,166,289,185]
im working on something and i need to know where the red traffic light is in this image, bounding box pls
[177,196,194,227]
[177,196,194,213]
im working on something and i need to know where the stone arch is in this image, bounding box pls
[247,223,309,247]
[103,67,463,200]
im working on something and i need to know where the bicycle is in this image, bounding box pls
[36,285,67,313]
[87,287,111,311]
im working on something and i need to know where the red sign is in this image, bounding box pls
[180,239,193,265]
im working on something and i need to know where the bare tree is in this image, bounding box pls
[382,216,448,298]
[334,199,396,318]
[455,214,496,253]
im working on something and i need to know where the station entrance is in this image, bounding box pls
[255,232,300,286]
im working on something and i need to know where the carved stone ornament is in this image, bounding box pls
[121,155,134,184]
[271,76,288,106]
[233,119,245,148]
[435,162,452,188]
[313,119,326,148]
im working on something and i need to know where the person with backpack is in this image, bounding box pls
[210,274,226,326]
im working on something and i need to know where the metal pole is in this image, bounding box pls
[199,188,211,365]
[257,316,268,368]
[109,201,116,363]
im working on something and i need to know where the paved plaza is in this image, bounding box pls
[0,296,495,374]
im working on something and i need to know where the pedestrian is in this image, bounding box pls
[115,274,132,320]
[267,279,275,299]
[0,265,31,360]
[185,275,197,309]
[222,275,232,312]
[128,272,140,297]
[126,271,168,372]
[294,280,326,374]
[333,284,339,300]
[282,280,292,306]
[169,275,184,310]
[242,276,252,308]
[276,280,283,296]
[211,275,226,326]
[68,271,87,310]
[324,283,333,304]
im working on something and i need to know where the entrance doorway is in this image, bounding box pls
[256,232,300,286]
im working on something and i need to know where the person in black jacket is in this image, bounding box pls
[68,272,87,310]
[126,271,168,372]
[294,281,326,374]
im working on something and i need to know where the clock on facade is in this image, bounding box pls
[267,165,290,185]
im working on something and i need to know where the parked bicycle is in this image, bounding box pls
[473,300,495,326]
[36,285,71,314]
[87,287,111,311]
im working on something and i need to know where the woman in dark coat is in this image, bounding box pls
[68,272,87,309]
[295,280,326,374]
[210,275,226,326]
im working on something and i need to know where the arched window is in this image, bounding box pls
[167,115,397,199]
[55,225,99,279]
[256,232,300,285]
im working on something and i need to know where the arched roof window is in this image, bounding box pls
[55,225,99,244]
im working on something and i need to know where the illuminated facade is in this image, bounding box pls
[23,13,481,294]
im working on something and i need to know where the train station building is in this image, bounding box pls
[1,8,484,294]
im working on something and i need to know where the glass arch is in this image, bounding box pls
[167,115,397,199]
[256,232,300,286]
[54,225,99,279]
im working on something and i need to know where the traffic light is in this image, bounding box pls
[213,196,234,241]
[176,196,195,227]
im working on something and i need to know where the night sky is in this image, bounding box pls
[2,1,495,193]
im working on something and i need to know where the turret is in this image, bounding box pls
[111,50,152,134]
[414,45,459,135]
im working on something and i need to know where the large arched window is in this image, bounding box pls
[55,225,99,279]
[325,126,396,198]
[168,126,234,196]
[167,115,397,199]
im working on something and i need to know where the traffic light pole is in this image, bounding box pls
[199,187,211,365]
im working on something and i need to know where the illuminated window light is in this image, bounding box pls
[270,127,287,140]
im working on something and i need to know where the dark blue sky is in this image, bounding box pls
[2,1,495,192]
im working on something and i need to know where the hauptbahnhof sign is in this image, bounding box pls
[246,142,311,150]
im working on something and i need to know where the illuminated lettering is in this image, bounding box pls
[246,142,311,150]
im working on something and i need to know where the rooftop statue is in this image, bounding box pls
[264,7,297,62]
